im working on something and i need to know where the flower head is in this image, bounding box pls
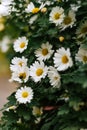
[15,86,33,104]
[25,2,45,14]
[76,20,87,38]
[75,47,87,64]
[13,36,28,53]
[25,2,39,14]
[48,66,61,88]
[29,61,48,82]
[10,66,29,83]
[60,10,76,30]
[35,42,54,61]
[10,56,28,71]
[49,6,65,26]
[53,47,73,71]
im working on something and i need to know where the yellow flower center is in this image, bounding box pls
[19,62,23,67]
[42,48,48,56]
[54,13,61,20]
[36,68,43,76]
[62,55,69,64]
[63,16,72,25]
[32,8,39,13]
[22,91,29,98]
[54,76,58,80]
[20,42,26,48]
[19,72,26,79]
[81,26,87,34]
[83,56,87,63]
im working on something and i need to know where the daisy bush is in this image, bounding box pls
[1,0,87,130]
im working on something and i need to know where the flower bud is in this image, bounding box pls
[59,36,65,42]
[41,7,47,13]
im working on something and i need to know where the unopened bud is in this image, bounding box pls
[59,36,64,42]
[41,7,47,13]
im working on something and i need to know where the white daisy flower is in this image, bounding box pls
[49,6,65,26]
[48,66,61,88]
[53,47,73,71]
[75,47,87,64]
[25,2,37,13]
[10,66,29,83]
[25,2,45,14]
[0,36,11,52]
[60,10,76,30]
[15,86,33,104]
[10,56,28,72]
[13,36,28,53]
[35,42,54,61]
[29,61,48,82]
[76,21,87,38]
[0,4,11,17]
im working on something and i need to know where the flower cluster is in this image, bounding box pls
[1,0,87,130]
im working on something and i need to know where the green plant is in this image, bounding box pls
[1,0,87,130]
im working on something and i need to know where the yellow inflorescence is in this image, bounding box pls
[22,91,29,98]
[62,55,69,64]
[32,8,39,14]
[42,48,48,56]
[36,68,43,76]
[20,42,26,48]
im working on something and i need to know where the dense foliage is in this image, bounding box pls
[0,0,87,130]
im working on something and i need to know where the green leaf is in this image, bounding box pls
[17,105,31,121]
[58,105,69,116]
[79,111,87,122]
[69,97,81,107]
[41,122,51,130]
[2,111,18,125]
